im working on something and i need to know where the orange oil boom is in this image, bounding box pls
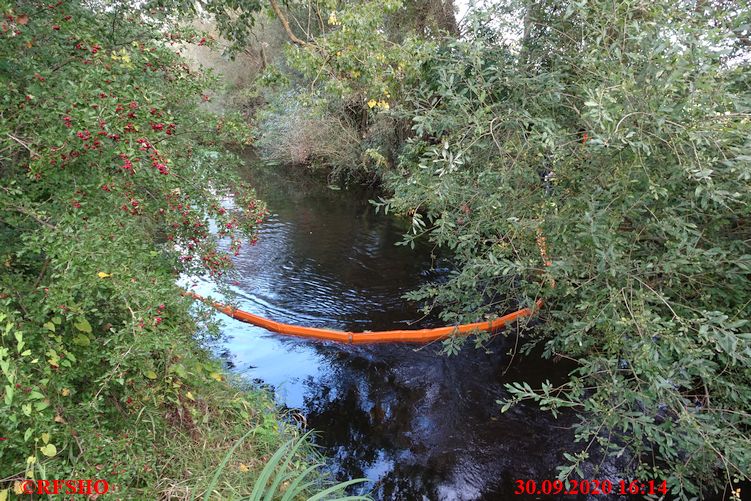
[186,234,551,344]
[185,293,543,344]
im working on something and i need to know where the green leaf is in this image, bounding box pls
[72,334,90,347]
[74,318,92,334]
[172,364,187,378]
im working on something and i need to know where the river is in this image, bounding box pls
[189,159,612,500]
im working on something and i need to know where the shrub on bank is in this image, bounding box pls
[0,1,324,498]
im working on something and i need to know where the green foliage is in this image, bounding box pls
[284,0,423,104]
[254,0,751,498]
[206,430,372,501]
[245,0,444,179]
[0,1,313,498]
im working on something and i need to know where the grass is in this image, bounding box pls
[205,429,371,501]
[149,376,322,500]
[31,370,355,500]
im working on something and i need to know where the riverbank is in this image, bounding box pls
[0,3,333,499]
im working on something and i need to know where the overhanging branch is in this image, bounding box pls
[269,0,307,46]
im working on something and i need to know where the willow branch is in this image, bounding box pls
[269,0,307,46]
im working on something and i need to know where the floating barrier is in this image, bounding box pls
[185,291,543,344]
[187,232,551,344]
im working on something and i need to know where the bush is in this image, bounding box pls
[385,3,751,498]
[256,94,364,181]
[0,1,320,498]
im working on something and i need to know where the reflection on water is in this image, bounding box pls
[198,160,586,500]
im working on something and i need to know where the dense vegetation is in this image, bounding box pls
[213,0,750,498]
[0,1,350,499]
[2,0,749,499]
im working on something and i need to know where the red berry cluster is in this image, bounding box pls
[119,154,134,173]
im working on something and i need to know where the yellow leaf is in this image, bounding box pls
[40,444,56,457]
[26,456,36,465]
[41,432,50,444]
[61,388,70,396]
[209,372,223,382]
[1,488,8,501]
[145,370,157,380]
[238,463,250,472]
[185,391,194,401]
[97,272,111,279]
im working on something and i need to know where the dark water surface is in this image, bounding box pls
[194,161,589,500]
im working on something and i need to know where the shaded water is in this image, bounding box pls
[196,161,589,500]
